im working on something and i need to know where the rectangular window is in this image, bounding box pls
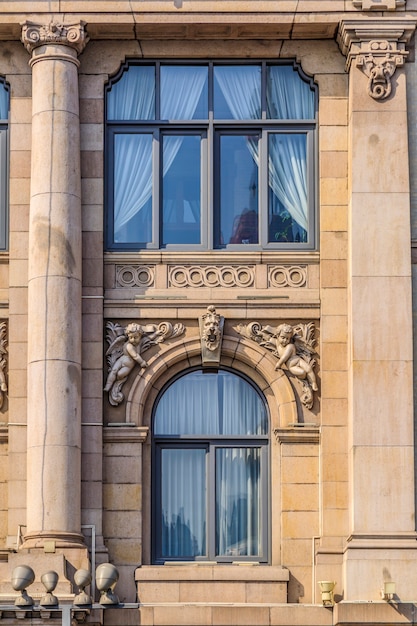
[106,61,317,251]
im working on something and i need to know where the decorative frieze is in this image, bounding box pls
[268,265,307,288]
[337,19,415,100]
[116,265,155,288]
[168,265,255,288]
[236,321,318,409]
[104,320,185,406]
[21,21,88,55]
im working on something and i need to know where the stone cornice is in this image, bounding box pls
[337,19,416,67]
[21,20,88,55]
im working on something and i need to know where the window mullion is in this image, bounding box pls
[153,129,160,248]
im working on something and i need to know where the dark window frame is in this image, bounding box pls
[105,59,318,252]
[151,368,270,565]
[0,78,10,252]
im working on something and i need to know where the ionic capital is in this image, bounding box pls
[337,19,416,99]
[21,20,88,56]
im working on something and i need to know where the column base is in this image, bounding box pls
[343,533,417,601]
[20,530,87,551]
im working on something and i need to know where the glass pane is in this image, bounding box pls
[161,66,208,120]
[267,65,315,120]
[268,133,308,243]
[216,448,262,557]
[107,65,155,120]
[218,135,259,246]
[162,135,201,245]
[214,65,261,119]
[154,370,268,436]
[114,134,153,244]
[0,83,8,120]
[161,448,207,558]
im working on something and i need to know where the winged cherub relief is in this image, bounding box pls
[104,320,185,406]
[236,321,318,409]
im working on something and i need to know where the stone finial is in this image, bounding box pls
[199,306,224,365]
[104,320,185,406]
[236,321,318,409]
[21,21,88,55]
[337,19,415,100]
[352,0,405,9]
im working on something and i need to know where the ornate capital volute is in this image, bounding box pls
[337,19,416,99]
[21,20,88,57]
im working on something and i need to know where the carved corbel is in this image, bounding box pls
[337,20,415,100]
[199,306,224,365]
[104,320,185,406]
[236,321,318,409]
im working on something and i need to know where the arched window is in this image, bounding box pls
[152,369,269,563]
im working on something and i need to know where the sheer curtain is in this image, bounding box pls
[111,66,207,239]
[154,371,267,560]
[214,65,314,235]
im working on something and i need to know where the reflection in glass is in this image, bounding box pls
[214,65,261,119]
[114,134,153,244]
[218,135,259,246]
[268,133,308,243]
[161,66,208,120]
[216,447,261,557]
[0,83,8,120]
[161,448,207,558]
[162,135,201,245]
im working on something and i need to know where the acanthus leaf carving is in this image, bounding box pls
[236,320,318,410]
[104,320,185,406]
[21,20,88,55]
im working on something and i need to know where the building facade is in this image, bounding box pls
[0,1,416,625]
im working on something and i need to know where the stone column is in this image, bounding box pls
[338,19,417,601]
[21,21,87,550]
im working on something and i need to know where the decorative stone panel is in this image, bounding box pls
[116,265,155,288]
[168,264,255,288]
[268,265,307,288]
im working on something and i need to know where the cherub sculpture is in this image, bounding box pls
[104,320,185,406]
[236,320,318,409]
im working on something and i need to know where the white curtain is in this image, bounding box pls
[155,371,266,559]
[112,66,207,239]
[215,65,313,234]
[216,448,261,557]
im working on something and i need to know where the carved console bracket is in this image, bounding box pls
[337,20,416,100]
[235,321,318,409]
[352,0,405,10]
[104,320,185,406]
[199,306,224,366]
